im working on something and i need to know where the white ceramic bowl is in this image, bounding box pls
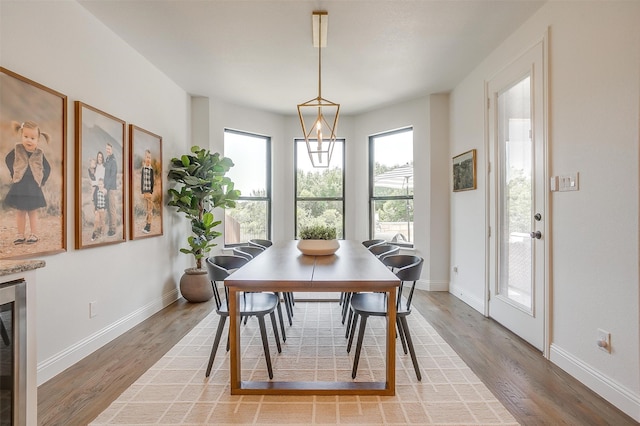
[296,239,339,256]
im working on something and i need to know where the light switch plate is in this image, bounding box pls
[557,172,579,192]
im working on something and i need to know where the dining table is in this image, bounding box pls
[225,239,400,396]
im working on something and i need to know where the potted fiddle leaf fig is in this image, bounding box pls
[168,145,240,302]
[297,224,339,256]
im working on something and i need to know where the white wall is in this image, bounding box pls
[1,1,191,383]
[353,96,451,289]
[449,1,640,420]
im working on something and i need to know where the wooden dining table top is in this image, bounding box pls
[225,239,400,292]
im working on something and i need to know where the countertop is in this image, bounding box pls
[0,259,46,278]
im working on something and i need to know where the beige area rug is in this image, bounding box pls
[91,298,519,425]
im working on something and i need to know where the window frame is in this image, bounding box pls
[223,128,271,247]
[369,127,414,248]
[294,138,346,239]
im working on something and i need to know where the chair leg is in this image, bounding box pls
[399,315,421,381]
[284,293,293,326]
[269,311,282,353]
[274,292,287,342]
[257,315,274,379]
[346,312,359,352]
[206,316,227,377]
[351,314,368,379]
[344,307,354,339]
[341,292,352,324]
[396,317,408,354]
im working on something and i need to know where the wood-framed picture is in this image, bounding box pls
[0,67,67,259]
[453,149,477,192]
[74,101,126,249]
[129,124,163,240]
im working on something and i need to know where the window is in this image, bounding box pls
[295,139,345,238]
[369,128,414,247]
[224,129,271,246]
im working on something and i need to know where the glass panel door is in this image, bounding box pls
[497,76,533,311]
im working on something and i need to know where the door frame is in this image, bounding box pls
[483,29,551,358]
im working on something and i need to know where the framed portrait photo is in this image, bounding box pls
[129,125,163,240]
[0,67,67,259]
[74,101,126,249]
[453,149,477,192]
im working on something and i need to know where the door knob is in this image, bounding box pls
[530,231,542,239]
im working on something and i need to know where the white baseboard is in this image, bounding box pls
[37,289,180,385]
[416,279,449,292]
[550,343,640,422]
[448,282,485,313]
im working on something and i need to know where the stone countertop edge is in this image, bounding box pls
[0,260,46,277]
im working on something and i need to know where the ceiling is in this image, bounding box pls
[78,0,546,116]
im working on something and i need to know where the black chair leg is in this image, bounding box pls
[274,293,287,342]
[345,308,354,339]
[399,315,421,381]
[346,312,359,352]
[284,293,293,326]
[257,316,274,379]
[351,315,368,379]
[341,292,352,323]
[269,311,282,353]
[396,317,408,354]
[206,316,227,377]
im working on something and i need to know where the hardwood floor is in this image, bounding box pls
[38,291,638,425]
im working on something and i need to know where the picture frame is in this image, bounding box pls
[0,67,67,259]
[74,101,126,249]
[128,124,163,240]
[453,149,477,192]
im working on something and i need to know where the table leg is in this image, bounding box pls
[228,286,241,393]
[386,287,396,395]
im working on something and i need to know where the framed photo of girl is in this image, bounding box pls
[74,101,126,249]
[128,125,163,240]
[0,67,67,260]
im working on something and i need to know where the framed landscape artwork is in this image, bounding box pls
[0,67,67,260]
[128,124,163,240]
[74,101,126,249]
[453,149,477,192]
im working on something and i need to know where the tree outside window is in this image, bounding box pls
[295,139,345,239]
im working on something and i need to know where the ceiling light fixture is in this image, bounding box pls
[297,10,340,168]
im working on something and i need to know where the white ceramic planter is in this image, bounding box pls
[297,239,340,256]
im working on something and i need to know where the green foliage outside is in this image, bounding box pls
[506,168,532,233]
[224,161,417,241]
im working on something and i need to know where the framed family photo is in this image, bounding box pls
[0,67,67,260]
[74,101,126,249]
[129,125,163,240]
[453,149,477,192]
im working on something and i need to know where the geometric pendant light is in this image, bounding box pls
[297,10,340,168]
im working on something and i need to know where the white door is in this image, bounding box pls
[487,38,547,352]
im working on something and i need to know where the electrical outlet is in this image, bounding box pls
[597,328,611,353]
[89,301,98,318]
